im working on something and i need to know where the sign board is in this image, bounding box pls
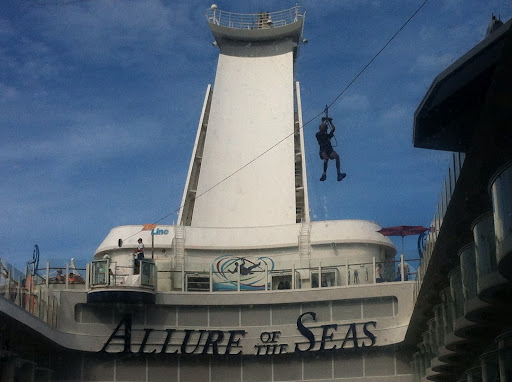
[101,311,376,355]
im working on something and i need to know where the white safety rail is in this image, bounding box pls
[159,256,418,293]
[206,6,305,30]
[412,152,466,302]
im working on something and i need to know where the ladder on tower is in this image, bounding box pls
[173,225,185,289]
[298,221,311,260]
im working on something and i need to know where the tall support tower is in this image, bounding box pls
[178,6,309,227]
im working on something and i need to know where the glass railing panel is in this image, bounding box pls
[441,287,454,336]
[433,304,445,348]
[458,243,477,313]
[489,162,512,263]
[428,318,438,356]
[419,341,431,370]
[422,331,433,366]
[413,352,422,382]
[90,260,109,287]
[480,351,499,382]
[472,212,498,293]
[186,271,212,291]
[466,366,483,382]
[449,267,464,322]
[155,256,414,293]
[90,259,156,289]
[140,260,156,287]
[348,262,374,285]
[497,331,512,382]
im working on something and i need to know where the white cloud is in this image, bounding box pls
[381,104,409,122]
[0,120,156,165]
[34,0,200,68]
[336,94,370,111]
[0,83,19,101]
[412,53,455,73]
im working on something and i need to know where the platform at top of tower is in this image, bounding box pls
[206,6,305,46]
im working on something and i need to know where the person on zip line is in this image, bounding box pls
[316,116,346,182]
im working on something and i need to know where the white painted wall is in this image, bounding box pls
[191,40,296,227]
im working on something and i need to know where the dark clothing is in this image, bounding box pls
[316,131,334,158]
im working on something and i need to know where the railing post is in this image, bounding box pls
[0,259,4,292]
[106,259,111,286]
[28,273,33,313]
[17,275,22,306]
[292,261,295,289]
[38,285,42,318]
[400,254,405,282]
[265,263,268,291]
[65,263,69,290]
[51,296,55,327]
[5,269,10,300]
[46,261,50,288]
[181,267,185,292]
[373,257,376,284]
[209,266,213,292]
[237,267,241,292]
[47,288,50,322]
[345,257,349,286]
[85,263,90,289]
[318,261,322,288]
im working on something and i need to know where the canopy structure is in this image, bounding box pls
[377,226,430,237]
[378,226,430,256]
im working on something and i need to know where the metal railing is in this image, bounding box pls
[412,152,465,303]
[0,258,59,327]
[206,6,305,30]
[158,255,418,293]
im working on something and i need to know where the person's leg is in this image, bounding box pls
[332,152,341,173]
[331,152,346,181]
[320,152,329,181]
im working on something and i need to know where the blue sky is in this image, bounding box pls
[1,0,511,270]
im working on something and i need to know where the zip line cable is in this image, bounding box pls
[325,0,431,111]
[122,0,431,242]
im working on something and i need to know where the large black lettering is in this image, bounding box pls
[361,321,377,347]
[341,323,359,349]
[181,330,206,354]
[225,330,246,355]
[319,324,338,351]
[100,314,132,353]
[202,330,224,355]
[160,329,178,354]
[138,328,155,353]
[294,312,316,353]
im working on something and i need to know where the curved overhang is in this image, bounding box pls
[208,19,304,46]
[95,220,396,258]
[87,288,155,304]
[413,17,512,152]
[1,281,413,353]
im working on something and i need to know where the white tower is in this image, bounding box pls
[178,6,309,228]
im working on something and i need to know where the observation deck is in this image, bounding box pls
[206,6,305,47]
[87,258,157,304]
